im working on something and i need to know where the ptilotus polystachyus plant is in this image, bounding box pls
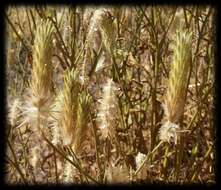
[86,8,107,51]
[97,78,118,139]
[31,19,54,101]
[82,8,117,82]
[159,30,192,144]
[81,8,107,84]
[8,98,22,127]
[55,68,80,146]
[72,91,92,154]
[22,19,54,127]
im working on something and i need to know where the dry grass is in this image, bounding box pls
[5,5,215,185]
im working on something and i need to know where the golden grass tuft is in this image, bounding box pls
[72,91,92,154]
[158,29,192,145]
[22,19,54,129]
[31,19,54,101]
[56,68,80,146]
[164,30,192,123]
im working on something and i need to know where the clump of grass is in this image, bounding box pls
[159,29,192,144]
[72,91,92,154]
[5,6,215,184]
[164,29,192,123]
[31,19,54,107]
[53,75,92,154]
[23,19,54,128]
[54,83,92,183]
[14,20,55,180]
[54,68,80,146]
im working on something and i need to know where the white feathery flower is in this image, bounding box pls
[135,152,148,180]
[86,8,111,51]
[87,8,106,37]
[97,78,117,138]
[8,98,22,126]
[51,92,72,146]
[21,92,52,129]
[135,152,146,169]
[83,8,114,77]
[159,121,179,144]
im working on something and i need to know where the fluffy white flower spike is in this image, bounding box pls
[97,78,118,139]
[8,98,22,126]
[135,152,148,180]
[135,152,146,168]
[159,121,179,144]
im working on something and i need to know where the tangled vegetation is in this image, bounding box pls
[5,5,215,185]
